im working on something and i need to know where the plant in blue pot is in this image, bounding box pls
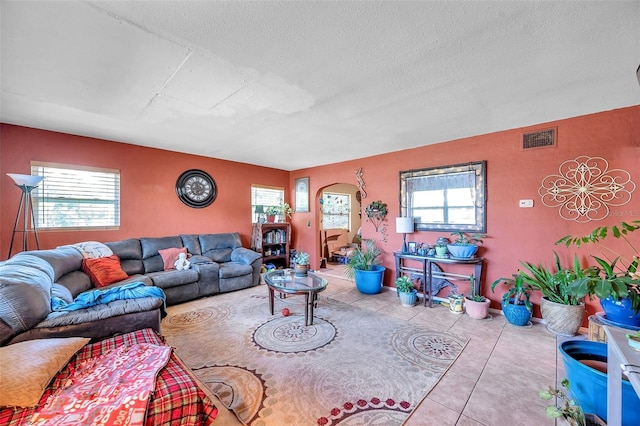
[557,220,640,327]
[447,231,486,259]
[395,276,417,307]
[344,239,386,294]
[491,274,533,326]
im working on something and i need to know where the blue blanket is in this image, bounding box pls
[52,282,166,312]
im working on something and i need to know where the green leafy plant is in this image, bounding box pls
[466,293,487,302]
[540,379,585,426]
[394,276,414,293]
[449,231,485,245]
[294,251,310,265]
[364,200,388,219]
[491,274,532,308]
[265,201,294,218]
[344,239,383,280]
[556,220,640,313]
[519,252,597,306]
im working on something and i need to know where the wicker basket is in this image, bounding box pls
[588,315,607,343]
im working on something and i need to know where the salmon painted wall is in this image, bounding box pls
[0,125,289,257]
[290,105,640,318]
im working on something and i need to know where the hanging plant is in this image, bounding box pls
[365,200,388,232]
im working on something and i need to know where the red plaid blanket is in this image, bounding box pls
[0,329,218,426]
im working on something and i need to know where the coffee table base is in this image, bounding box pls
[268,287,322,326]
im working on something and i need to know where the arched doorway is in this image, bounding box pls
[317,183,361,267]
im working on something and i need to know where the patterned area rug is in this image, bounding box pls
[163,284,468,426]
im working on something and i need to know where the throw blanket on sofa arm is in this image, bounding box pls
[52,282,166,312]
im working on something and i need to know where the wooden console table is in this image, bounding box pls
[393,252,484,308]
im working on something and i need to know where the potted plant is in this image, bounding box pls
[265,201,294,223]
[293,251,310,276]
[491,273,533,326]
[447,231,485,259]
[344,239,386,294]
[539,378,606,426]
[556,220,640,327]
[395,276,417,307]
[519,252,596,336]
[465,293,490,319]
[435,241,448,257]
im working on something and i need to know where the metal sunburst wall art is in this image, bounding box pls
[539,156,635,222]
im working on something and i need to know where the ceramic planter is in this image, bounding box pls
[465,297,490,319]
[448,294,465,314]
[435,245,448,257]
[446,244,478,258]
[354,266,385,294]
[501,298,531,326]
[600,295,640,327]
[559,340,640,425]
[294,264,309,277]
[540,297,585,336]
[398,289,417,307]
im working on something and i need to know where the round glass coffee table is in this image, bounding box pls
[264,269,328,326]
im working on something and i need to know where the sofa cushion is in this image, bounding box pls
[180,234,202,255]
[147,269,199,289]
[0,258,53,335]
[51,283,73,304]
[56,271,92,298]
[0,318,14,346]
[140,236,184,273]
[219,262,253,279]
[158,247,187,271]
[16,247,82,281]
[199,233,242,262]
[0,337,89,407]
[6,254,55,282]
[106,239,145,275]
[81,255,128,288]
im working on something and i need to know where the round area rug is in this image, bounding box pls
[164,306,231,334]
[391,327,464,366]
[252,316,337,354]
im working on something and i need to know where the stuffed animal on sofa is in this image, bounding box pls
[174,252,191,270]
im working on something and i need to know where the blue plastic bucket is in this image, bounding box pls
[559,340,640,425]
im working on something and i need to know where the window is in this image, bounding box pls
[322,192,350,230]
[400,161,486,232]
[251,185,285,222]
[31,162,120,229]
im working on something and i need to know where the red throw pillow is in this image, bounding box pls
[158,247,187,271]
[81,255,128,288]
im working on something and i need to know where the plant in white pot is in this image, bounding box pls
[465,293,490,319]
[447,231,485,259]
[395,276,417,307]
[293,251,310,277]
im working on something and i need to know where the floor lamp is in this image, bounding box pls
[7,173,44,258]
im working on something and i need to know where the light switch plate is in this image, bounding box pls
[519,199,534,208]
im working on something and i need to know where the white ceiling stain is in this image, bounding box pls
[1,1,639,171]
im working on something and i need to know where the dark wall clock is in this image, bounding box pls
[175,169,217,208]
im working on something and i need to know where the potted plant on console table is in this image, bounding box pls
[344,239,385,294]
[447,231,485,259]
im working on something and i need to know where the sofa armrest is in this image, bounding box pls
[231,247,262,265]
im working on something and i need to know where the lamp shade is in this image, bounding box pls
[396,217,414,234]
[7,173,44,187]
[254,205,265,213]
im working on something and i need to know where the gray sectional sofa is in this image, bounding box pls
[0,232,262,345]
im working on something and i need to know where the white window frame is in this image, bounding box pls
[251,185,285,223]
[322,192,351,230]
[31,162,120,230]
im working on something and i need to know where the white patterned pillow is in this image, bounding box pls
[71,241,114,259]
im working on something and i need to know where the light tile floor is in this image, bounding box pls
[316,268,564,426]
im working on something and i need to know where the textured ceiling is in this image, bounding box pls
[1,1,639,171]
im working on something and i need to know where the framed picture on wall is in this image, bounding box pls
[295,177,310,213]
